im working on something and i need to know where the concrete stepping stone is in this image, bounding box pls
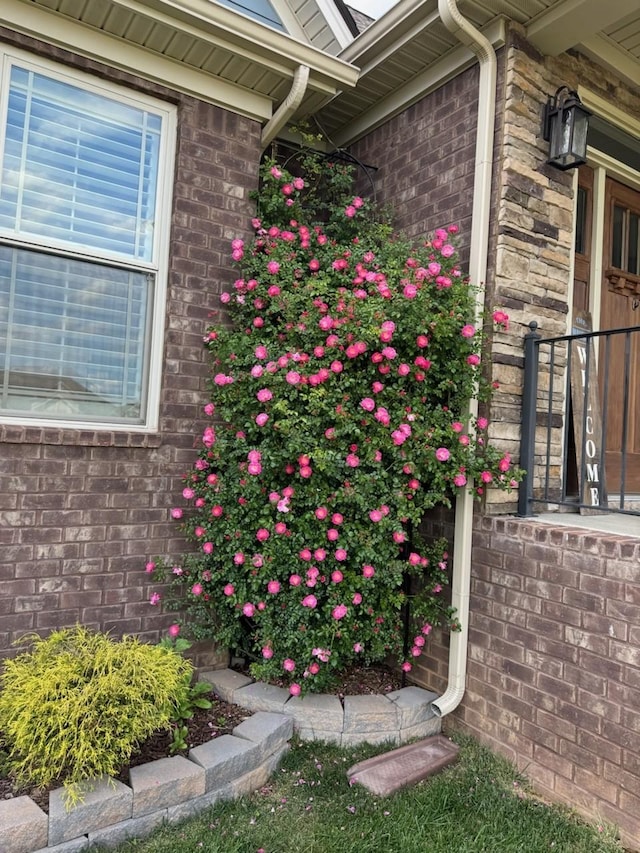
[346,734,460,796]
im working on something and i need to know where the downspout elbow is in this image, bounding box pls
[261,65,310,150]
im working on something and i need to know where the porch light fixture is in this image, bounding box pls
[542,87,591,170]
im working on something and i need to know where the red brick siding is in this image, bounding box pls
[0,32,262,663]
[417,515,640,850]
[349,55,506,272]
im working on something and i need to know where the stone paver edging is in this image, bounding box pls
[1,671,440,853]
[204,669,441,748]
[1,711,292,853]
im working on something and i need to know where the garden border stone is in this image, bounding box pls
[0,711,291,853]
[1,676,441,853]
[204,669,441,748]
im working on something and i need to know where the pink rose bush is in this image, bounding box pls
[149,153,521,693]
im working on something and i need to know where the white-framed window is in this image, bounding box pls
[0,49,176,430]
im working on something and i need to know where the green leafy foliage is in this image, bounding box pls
[0,627,194,803]
[149,151,521,694]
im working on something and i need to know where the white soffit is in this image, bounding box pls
[3,0,359,118]
[526,0,640,56]
[325,16,505,146]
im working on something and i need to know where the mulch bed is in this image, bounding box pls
[0,665,403,813]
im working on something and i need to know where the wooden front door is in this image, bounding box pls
[571,170,640,496]
[599,178,640,494]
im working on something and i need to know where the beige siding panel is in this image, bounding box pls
[138,22,176,54]
[102,5,136,38]
[200,47,237,77]
[163,31,198,62]
[605,18,640,55]
[120,17,156,45]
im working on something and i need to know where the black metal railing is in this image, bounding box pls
[518,321,640,517]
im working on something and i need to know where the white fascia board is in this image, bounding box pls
[526,0,640,56]
[270,0,309,41]
[339,0,436,65]
[333,45,476,147]
[357,9,441,77]
[109,0,359,90]
[332,17,506,148]
[579,88,640,138]
[578,34,640,94]
[313,0,356,49]
[2,0,273,118]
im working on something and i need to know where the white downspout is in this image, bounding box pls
[261,65,310,150]
[431,0,497,718]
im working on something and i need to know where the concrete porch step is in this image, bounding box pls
[346,734,460,796]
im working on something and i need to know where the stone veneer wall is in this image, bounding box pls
[483,25,640,513]
[414,513,640,851]
[0,28,261,664]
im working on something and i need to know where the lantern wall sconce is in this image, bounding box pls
[542,86,591,170]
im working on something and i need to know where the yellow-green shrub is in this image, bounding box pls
[0,626,194,801]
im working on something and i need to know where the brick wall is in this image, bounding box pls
[415,514,640,850]
[0,31,262,665]
[349,62,493,267]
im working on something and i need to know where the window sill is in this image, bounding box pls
[0,424,162,448]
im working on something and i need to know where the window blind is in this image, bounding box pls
[0,246,151,421]
[0,66,161,262]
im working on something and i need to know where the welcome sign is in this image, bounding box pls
[570,312,607,513]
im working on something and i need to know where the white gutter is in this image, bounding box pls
[261,65,310,150]
[430,0,497,719]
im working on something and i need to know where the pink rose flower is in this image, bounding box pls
[461,324,476,338]
[283,658,296,672]
[168,624,180,638]
[289,683,301,696]
[267,580,281,594]
[223,584,235,596]
[191,583,203,596]
[362,564,375,578]
[262,646,273,659]
[435,447,450,462]
[242,602,255,617]
[302,594,317,608]
[332,604,348,620]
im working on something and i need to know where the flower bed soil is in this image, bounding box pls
[0,665,402,813]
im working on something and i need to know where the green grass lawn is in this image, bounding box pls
[107,733,624,853]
